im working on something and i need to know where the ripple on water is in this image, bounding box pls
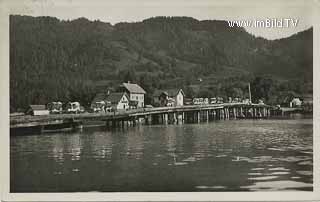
[248,176,278,181]
[268,148,286,151]
[195,185,226,190]
[174,162,188,166]
[182,156,196,162]
[248,173,263,176]
[296,171,313,176]
[216,154,227,158]
[269,172,289,175]
[241,180,312,191]
[276,156,305,162]
[251,168,264,171]
[298,161,313,166]
[268,167,290,171]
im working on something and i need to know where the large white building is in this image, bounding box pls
[120,82,146,108]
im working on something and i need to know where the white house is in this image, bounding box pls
[120,82,146,108]
[26,105,50,116]
[157,89,185,107]
[290,98,302,108]
[105,92,130,111]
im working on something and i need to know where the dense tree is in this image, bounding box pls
[10,15,313,111]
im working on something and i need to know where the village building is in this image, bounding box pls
[120,82,146,108]
[289,98,302,108]
[91,91,130,111]
[25,105,50,116]
[105,92,130,111]
[90,92,111,112]
[46,101,63,114]
[154,89,185,107]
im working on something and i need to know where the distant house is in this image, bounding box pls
[289,98,302,108]
[91,92,111,112]
[120,82,146,108]
[155,89,185,107]
[46,102,63,114]
[105,92,130,111]
[26,105,50,116]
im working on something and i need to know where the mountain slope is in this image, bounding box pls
[9,15,313,111]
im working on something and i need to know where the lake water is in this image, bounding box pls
[10,117,313,192]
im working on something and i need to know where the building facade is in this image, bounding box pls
[106,92,130,111]
[157,89,185,107]
[120,82,146,108]
[26,105,50,116]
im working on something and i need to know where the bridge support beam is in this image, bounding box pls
[163,113,168,124]
[206,110,209,122]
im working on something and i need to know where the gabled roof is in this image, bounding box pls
[155,89,185,97]
[29,105,46,111]
[92,92,108,103]
[166,89,185,97]
[106,92,129,104]
[122,83,146,94]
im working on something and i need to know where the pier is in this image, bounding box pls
[10,103,272,134]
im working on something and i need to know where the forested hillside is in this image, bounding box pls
[10,15,313,112]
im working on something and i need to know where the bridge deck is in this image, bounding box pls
[10,103,270,128]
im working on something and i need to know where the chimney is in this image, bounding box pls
[127,81,130,84]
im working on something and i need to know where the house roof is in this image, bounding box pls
[106,92,129,104]
[155,89,185,97]
[92,92,108,103]
[122,83,146,94]
[29,105,46,111]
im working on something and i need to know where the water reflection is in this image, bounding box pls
[11,118,313,192]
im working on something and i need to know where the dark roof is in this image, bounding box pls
[155,89,185,97]
[106,92,129,104]
[29,105,46,111]
[122,83,146,94]
[92,92,108,103]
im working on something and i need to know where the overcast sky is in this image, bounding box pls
[7,0,315,40]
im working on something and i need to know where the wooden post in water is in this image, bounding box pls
[197,111,201,123]
[194,111,197,122]
[233,108,237,119]
[173,112,177,124]
[164,113,168,124]
[182,112,185,123]
[222,108,225,119]
[206,110,209,122]
[226,108,229,119]
[158,114,162,124]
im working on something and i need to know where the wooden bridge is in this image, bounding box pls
[10,103,272,134]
